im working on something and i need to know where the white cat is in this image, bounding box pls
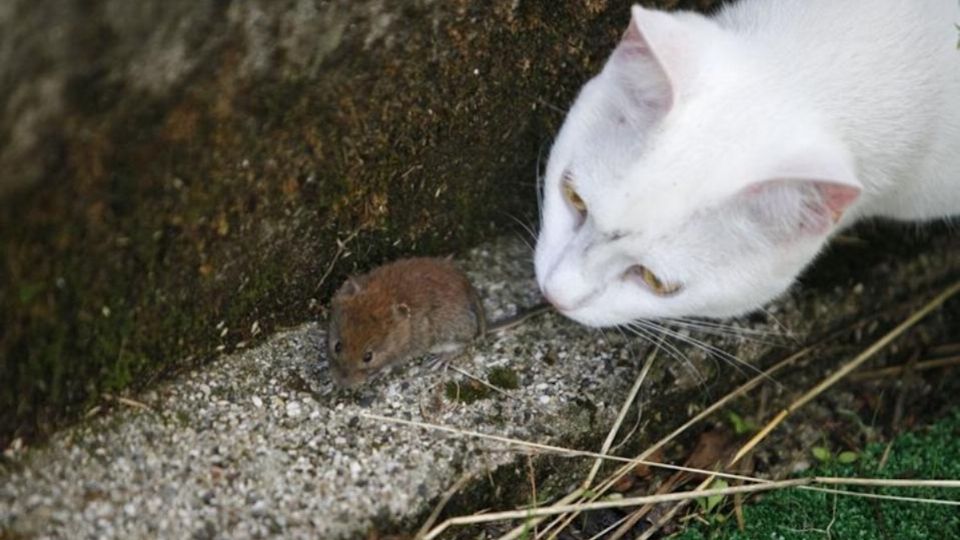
[535,0,960,327]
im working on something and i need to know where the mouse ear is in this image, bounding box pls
[393,303,410,319]
[336,277,362,299]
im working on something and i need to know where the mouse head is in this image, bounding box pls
[327,277,413,387]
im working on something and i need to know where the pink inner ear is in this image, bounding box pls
[818,182,860,222]
[620,17,650,55]
[739,178,861,241]
[612,8,676,113]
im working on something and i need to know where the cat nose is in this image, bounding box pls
[543,288,583,312]
[543,290,569,311]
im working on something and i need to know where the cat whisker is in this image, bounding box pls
[662,318,785,347]
[632,319,748,379]
[513,234,535,256]
[664,317,783,337]
[501,211,539,245]
[493,210,538,255]
[624,323,706,385]
[534,137,551,233]
[632,319,782,389]
[757,307,799,343]
[665,324,782,345]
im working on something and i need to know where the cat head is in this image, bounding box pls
[535,5,862,327]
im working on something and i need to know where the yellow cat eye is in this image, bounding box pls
[629,265,682,296]
[562,177,587,217]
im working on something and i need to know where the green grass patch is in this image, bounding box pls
[678,408,960,540]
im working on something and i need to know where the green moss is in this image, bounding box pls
[487,366,520,390]
[444,379,491,404]
[677,408,960,540]
[173,410,191,427]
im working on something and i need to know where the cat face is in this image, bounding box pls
[535,6,861,326]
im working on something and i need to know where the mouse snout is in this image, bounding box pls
[329,363,366,388]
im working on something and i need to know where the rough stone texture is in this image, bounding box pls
[1,231,958,539]
[0,0,722,444]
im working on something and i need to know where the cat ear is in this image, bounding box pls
[743,179,861,235]
[739,149,862,238]
[611,6,688,112]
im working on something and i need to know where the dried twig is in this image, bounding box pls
[587,344,660,485]
[850,355,960,381]
[536,305,903,539]
[551,345,660,540]
[415,473,474,540]
[313,229,359,293]
[448,365,519,401]
[531,345,813,540]
[624,282,960,540]
[101,393,153,412]
[421,476,960,539]
[360,412,758,483]
[641,284,960,540]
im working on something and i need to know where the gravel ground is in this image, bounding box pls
[2,232,958,539]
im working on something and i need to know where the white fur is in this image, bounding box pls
[535,0,960,326]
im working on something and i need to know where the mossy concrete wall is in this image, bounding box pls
[0,0,721,444]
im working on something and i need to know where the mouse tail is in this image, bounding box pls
[468,285,487,338]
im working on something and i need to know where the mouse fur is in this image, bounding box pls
[326,257,484,387]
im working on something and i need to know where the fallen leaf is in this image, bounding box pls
[812,446,832,462]
[686,428,734,472]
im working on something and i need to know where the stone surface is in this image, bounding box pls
[2,230,958,539]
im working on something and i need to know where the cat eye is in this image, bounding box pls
[333,341,342,354]
[562,177,587,218]
[362,351,373,363]
[628,265,682,296]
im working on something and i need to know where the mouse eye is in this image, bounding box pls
[362,351,373,363]
[333,341,342,354]
[627,265,682,296]
[562,175,587,221]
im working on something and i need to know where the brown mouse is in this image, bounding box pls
[326,257,549,388]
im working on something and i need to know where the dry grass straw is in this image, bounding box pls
[407,468,960,539]
[587,344,660,485]
[100,393,153,412]
[731,279,960,464]
[383,279,960,539]
[360,412,763,484]
[522,343,660,540]
[637,279,960,539]
[518,345,812,540]
[850,355,960,381]
[313,229,358,293]
[415,472,474,540]
[447,365,519,401]
[366,404,960,539]
[503,292,927,539]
